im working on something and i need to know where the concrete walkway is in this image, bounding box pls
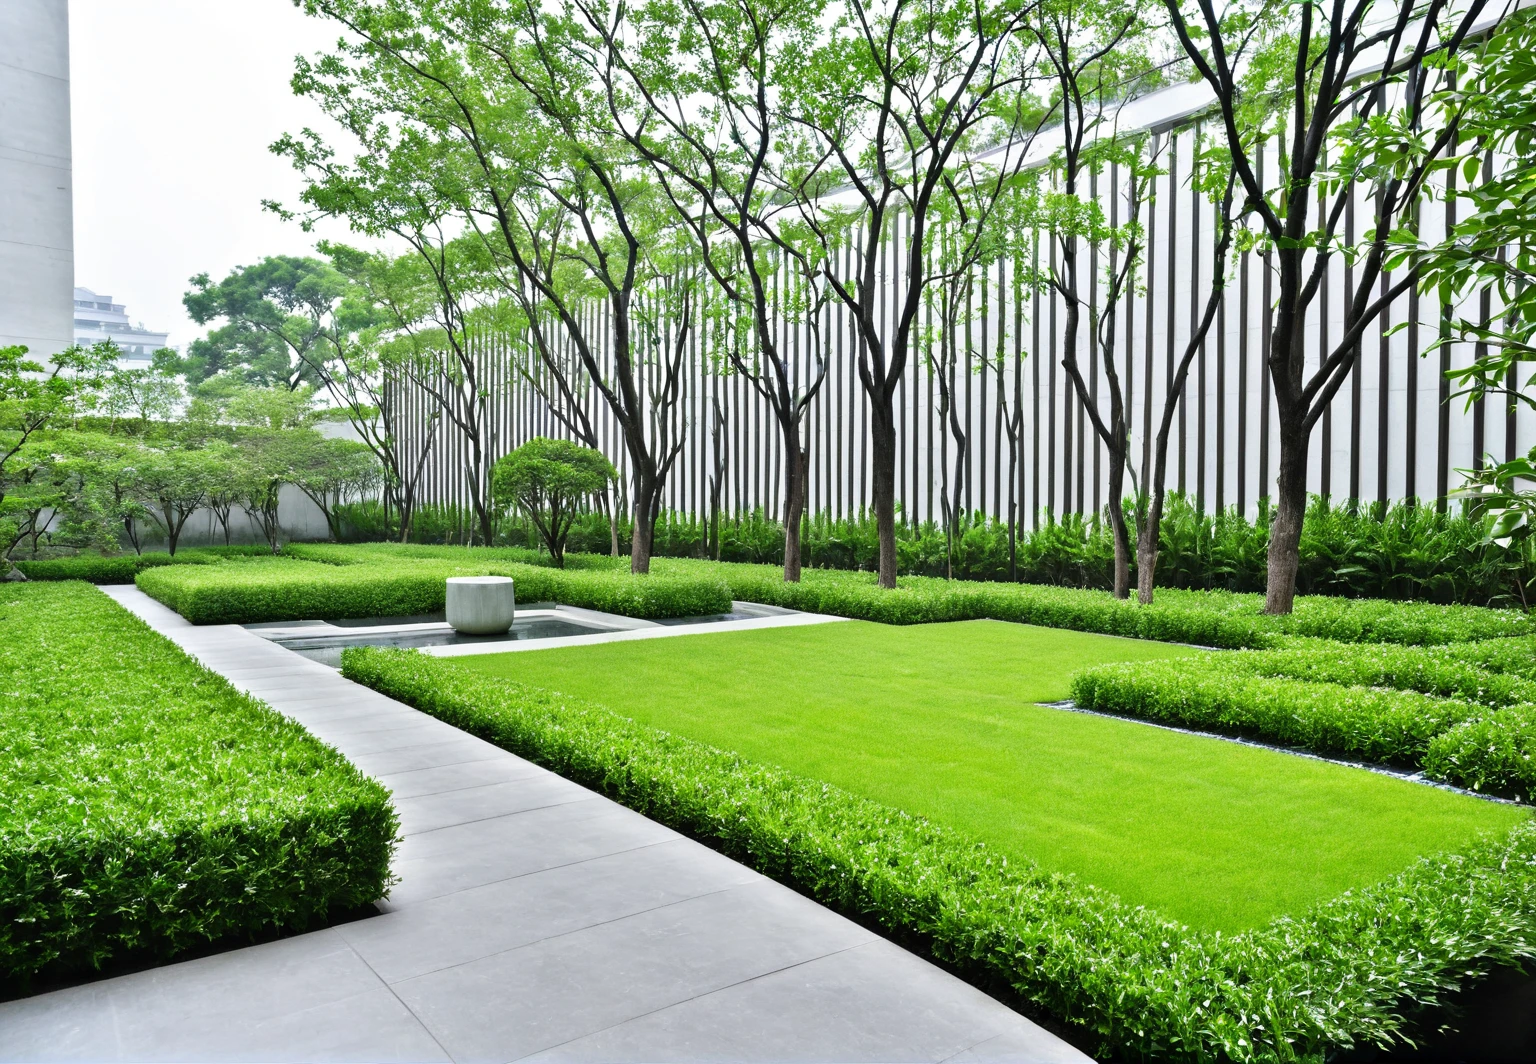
[0,587,1090,1064]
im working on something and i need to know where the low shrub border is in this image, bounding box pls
[136,555,732,624]
[1218,637,1536,707]
[342,646,1536,1064]
[651,559,1533,648]
[1,583,398,985]
[1070,658,1536,801]
[12,546,273,585]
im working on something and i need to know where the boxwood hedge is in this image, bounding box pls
[342,646,1536,1064]
[650,560,1533,648]
[1218,637,1536,707]
[12,546,273,585]
[1071,653,1536,801]
[136,555,732,624]
[1070,662,1485,767]
[1,583,398,984]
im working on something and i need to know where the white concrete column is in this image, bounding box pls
[0,0,74,359]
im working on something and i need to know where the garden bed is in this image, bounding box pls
[649,559,1534,647]
[0,583,398,986]
[343,626,1536,1064]
[136,551,732,624]
[1072,635,1536,802]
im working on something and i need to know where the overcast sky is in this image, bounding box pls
[70,0,365,348]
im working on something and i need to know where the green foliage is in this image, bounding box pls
[518,495,1536,606]
[650,559,1532,647]
[136,548,731,624]
[0,583,397,984]
[1427,709,1536,804]
[490,438,614,568]
[1071,642,1536,801]
[1071,662,1484,768]
[173,256,349,390]
[13,546,273,584]
[343,646,1536,1064]
[1220,637,1536,708]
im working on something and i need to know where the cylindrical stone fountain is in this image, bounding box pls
[445,576,517,635]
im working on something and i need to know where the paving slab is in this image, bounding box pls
[0,585,1092,1063]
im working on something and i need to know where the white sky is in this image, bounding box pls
[70,0,366,348]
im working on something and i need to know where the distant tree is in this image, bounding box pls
[173,256,345,390]
[201,444,247,547]
[101,362,182,429]
[1,343,115,560]
[492,438,616,568]
[136,446,224,556]
[289,434,382,541]
[196,378,323,431]
[236,432,298,555]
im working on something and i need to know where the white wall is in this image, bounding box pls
[0,0,74,358]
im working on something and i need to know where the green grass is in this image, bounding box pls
[451,620,1525,932]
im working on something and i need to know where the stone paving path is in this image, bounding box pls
[0,587,1090,1064]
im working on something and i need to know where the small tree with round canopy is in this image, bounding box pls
[492,438,615,569]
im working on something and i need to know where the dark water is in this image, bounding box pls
[272,617,605,668]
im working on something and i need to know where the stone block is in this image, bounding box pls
[446,576,516,635]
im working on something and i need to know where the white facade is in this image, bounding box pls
[0,0,73,360]
[73,286,170,363]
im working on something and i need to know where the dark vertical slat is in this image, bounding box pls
[1192,134,1207,508]
[1377,267,1391,506]
[1169,137,1184,496]
[1032,229,1042,528]
[1049,231,1061,515]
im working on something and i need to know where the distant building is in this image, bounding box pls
[0,0,75,360]
[73,287,171,364]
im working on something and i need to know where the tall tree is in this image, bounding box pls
[292,0,695,571]
[582,0,832,581]
[1031,0,1162,599]
[772,0,1045,587]
[1163,0,1490,612]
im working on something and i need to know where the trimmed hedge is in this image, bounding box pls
[1427,709,1536,802]
[1445,636,1536,682]
[1070,655,1536,801]
[1070,662,1485,767]
[343,646,1536,1064]
[1218,637,1536,707]
[286,541,564,568]
[0,583,398,983]
[137,555,732,625]
[11,546,274,585]
[650,559,1533,648]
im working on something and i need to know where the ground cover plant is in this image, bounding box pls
[344,636,1536,1064]
[477,496,1536,606]
[0,582,397,985]
[136,548,731,624]
[1072,636,1536,802]
[12,545,274,584]
[647,558,1534,647]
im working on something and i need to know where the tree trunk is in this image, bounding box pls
[1264,418,1309,614]
[1136,493,1162,605]
[604,487,620,558]
[631,472,658,575]
[870,401,898,589]
[782,433,806,583]
[1105,455,1131,600]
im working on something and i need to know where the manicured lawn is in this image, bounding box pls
[451,619,1526,932]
